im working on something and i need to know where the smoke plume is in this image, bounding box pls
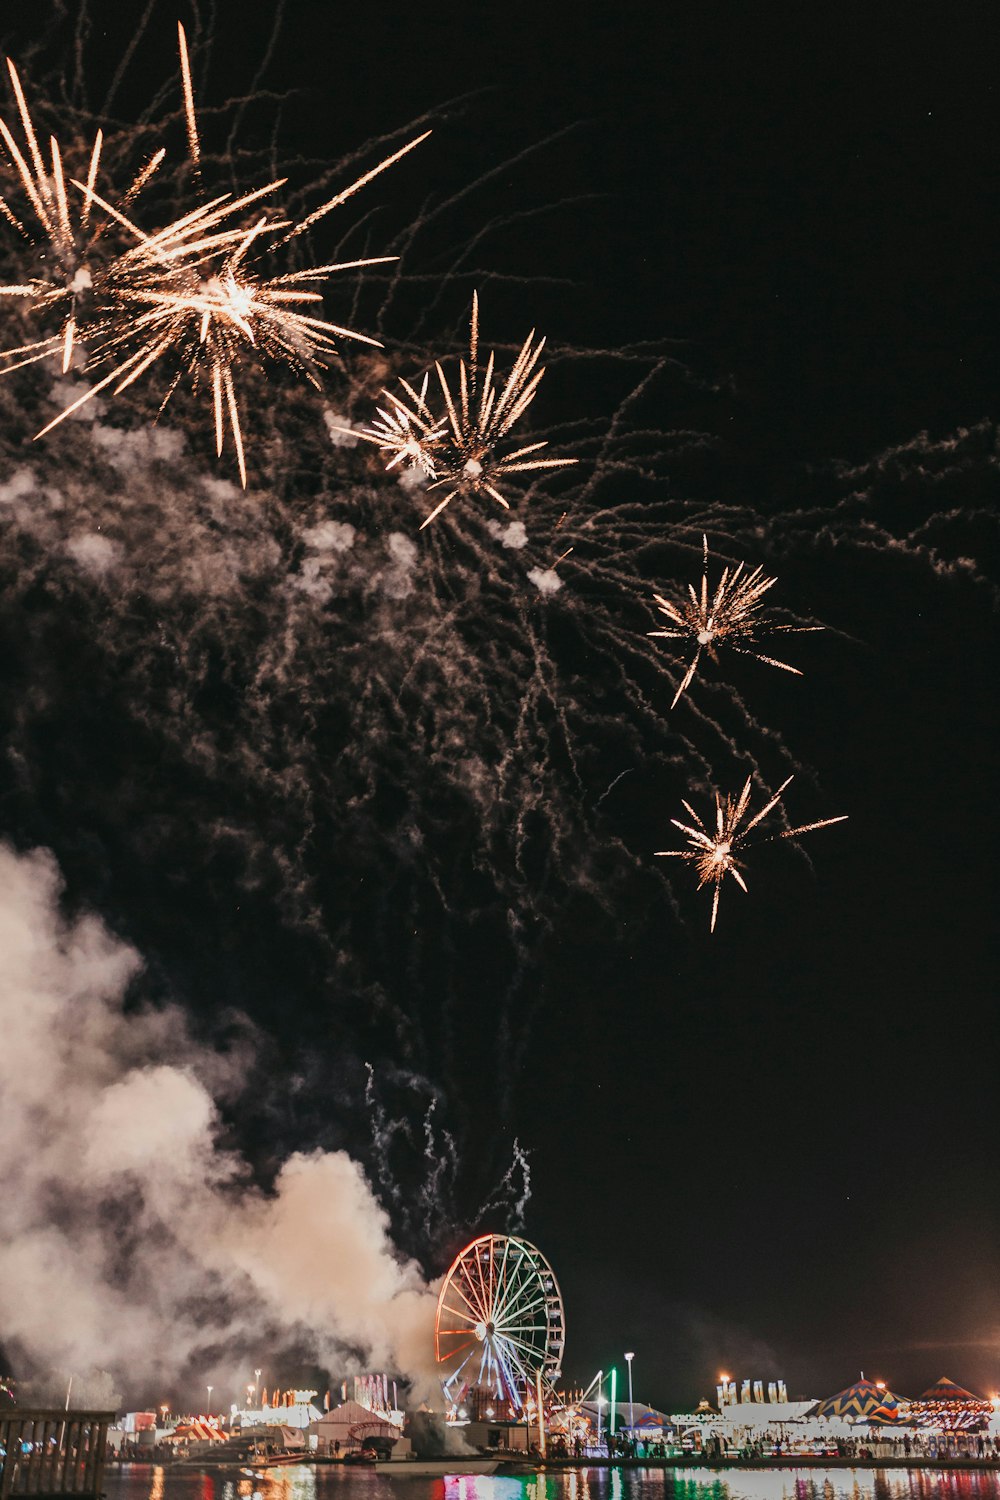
[0,841,438,1399]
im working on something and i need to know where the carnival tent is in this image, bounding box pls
[908,1379,991,1431]
[816,1379,904,1423]
[165,1421,225,1443]
[310,1400,401,1455]
[919,1378,981,1402]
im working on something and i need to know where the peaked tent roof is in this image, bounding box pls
[919,1377,982,1403]
[169,1420,225,1441]
[816,1379,903,1422]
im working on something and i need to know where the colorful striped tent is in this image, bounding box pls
[166,1420,225,1442]
[816,1379,904,1423]
[919,1377,981,1402]
[909,1378,991,1431]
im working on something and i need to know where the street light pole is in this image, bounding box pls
[625,1353,635,1435]
[596,1371,604,1451]
[206,1385,213,1417]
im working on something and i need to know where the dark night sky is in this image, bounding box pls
[1,0,998,1411]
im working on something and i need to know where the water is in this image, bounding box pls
[103,1465,1000,1500]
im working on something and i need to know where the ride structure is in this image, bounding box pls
[434,1233,565,1417]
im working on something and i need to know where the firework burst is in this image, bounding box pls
[337,371,448,477]
[649,533,821,707]
[34,180,402,486]
[420,292,576,527]
[656,775,847,931]
[0,29,428,486]
[0,56,165,375]
[342,292,576,526]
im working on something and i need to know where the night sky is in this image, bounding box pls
[0,0,997,1412]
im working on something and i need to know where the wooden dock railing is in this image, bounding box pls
[0,1412,114,1500]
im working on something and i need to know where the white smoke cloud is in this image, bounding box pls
[0,842,438,1399]
[66,532,120,576]
[486,520,529,550]
[379,531,420,598]
[303,520,356,554]
[92,422,186,470]
[526,565,563,595]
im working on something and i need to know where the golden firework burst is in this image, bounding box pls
[420,292,576,528]
[649,534,821,707]
[35,180,400,486]
[0,56,165,374]
[0,28,428,486]
[656,775,847,931]
[332,371,448,477]
[334,294,576,525]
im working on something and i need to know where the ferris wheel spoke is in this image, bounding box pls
[466,1251,487,1323]
[473,1247,494,1322]
[446,1345,482,1388]
[496,1235,511,1306]
[496,1288,547,1329]
[437,1331,478,1357]
[437,1319,482,1336]
[494,1340,531,1401]
[492,1252,540,1325]
[487,1235,497,1321]
[447,1274,490,1325]
[440,1292,487,1330]
[490,1257,528,1328]
[494,1338,542,1374]
[462,1263,494,1324]
[495,1331,532,1370]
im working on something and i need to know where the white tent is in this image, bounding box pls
[310,1400,402,1455]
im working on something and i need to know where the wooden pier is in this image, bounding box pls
[0,1412,114,1500]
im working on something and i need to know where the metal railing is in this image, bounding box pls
[0,1412,114,1499]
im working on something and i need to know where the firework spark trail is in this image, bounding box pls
[647,532,822,707]
[363,1064,526,1261]
[656,775,848,931]
[37,134,429,480]
[33,173,399,482]
[176,22,201,170]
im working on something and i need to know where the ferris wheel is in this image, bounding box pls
[434,1233,565,1411]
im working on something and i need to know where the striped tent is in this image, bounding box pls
[919,1377,981,1402]
[816,1379,903,1423]
[168,1420,225,1442]
[910,1378,991,1431]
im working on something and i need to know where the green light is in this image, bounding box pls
[609,1367,617,1435]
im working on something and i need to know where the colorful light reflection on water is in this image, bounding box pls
[104,1464,1000,1500]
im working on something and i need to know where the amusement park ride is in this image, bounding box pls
[434,1233,567,1427]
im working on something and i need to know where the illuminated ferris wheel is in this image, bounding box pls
[434,1233,565,1411]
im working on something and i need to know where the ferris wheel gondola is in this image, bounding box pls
[434,1233,565,1411]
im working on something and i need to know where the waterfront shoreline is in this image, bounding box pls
[541,1457,1000,1471]
[128,1456,1000,1475]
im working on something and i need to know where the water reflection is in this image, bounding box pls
[104,1467,1000,1500]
